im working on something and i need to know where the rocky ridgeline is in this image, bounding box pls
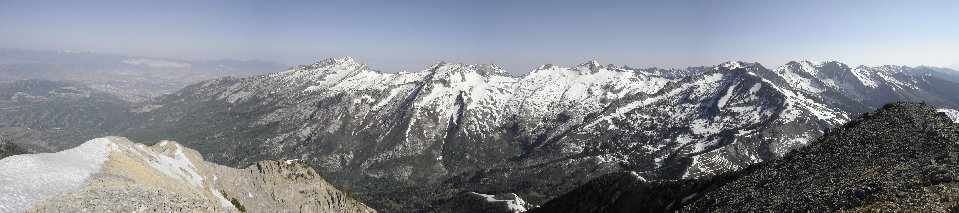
[1,137,374,212]
[534,102,959,212]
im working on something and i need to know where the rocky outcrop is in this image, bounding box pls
[0,137,29,159]
[0,137,373,212]
[213,160,375,213]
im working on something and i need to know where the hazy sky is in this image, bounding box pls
[1,0,957,74]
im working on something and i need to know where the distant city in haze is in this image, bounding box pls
[1,0,957,74]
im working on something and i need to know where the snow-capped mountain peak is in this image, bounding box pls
[313,56,360,67]
[426,62,511,78]
[580,60,602,67]
[717,61,764,71]
[800,60,825,66]
[536,64,555,70]
[282,56,373,79]
[718,61,743,69]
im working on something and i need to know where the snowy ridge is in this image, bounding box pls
[0,138,117,212]
[0,137,377,212]
[773,61,933,100]
[0,137,232,211]
[570,62,851,178]
[513,62,670,124]
[216,58,946,170]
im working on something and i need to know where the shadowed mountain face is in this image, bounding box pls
[534,102,959,212]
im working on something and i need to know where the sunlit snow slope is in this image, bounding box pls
[0,137,375,212]
[0,138,116,212]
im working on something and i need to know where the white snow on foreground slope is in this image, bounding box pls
[0,137,377,212]
[938,109,959,124]
[0,137,228,211]
[0,138,117,212]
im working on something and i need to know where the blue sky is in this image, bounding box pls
[1,0,957,74]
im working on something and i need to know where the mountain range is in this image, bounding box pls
[2,57,959,211]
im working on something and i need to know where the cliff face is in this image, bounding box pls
[0,137,373,212]
[533,102,959,212]
[213,160,375,213]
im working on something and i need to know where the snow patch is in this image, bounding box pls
[137,143,204,187]
[470,192,528,213]
[628,171,646,182]
[937,109,959,124]
[210,187,233,208]
[716,83,737,108]
[654,156,667,167]
[748,83,761,94]
[850,67,878,88]
[0,138,118,212]
[681,193,698,203]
